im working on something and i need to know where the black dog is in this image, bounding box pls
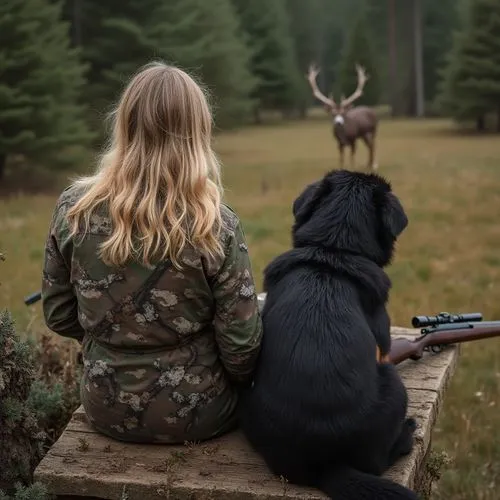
[240,169,418,499]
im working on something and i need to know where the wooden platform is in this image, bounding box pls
[34,324,459,499]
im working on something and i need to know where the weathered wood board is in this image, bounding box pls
[34,324,459,499]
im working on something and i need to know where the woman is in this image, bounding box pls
[41,62,263,444]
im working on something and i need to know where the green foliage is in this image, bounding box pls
[319,0,364,89]
[0,310,44,487]
[70,0,256,129]
[232,0,303,117]
[0,0,93,177]
[423,0,459,104]
[336,12,381,106]
[27,380,65,430]
[437,0,500,126]
[285,0,325,115]
[77,0,160,113]
[0,483,49,500]
[153,0,256,128]
[0,307,79,491]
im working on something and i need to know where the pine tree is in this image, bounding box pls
[316,0,365,104]
[152,0,256,128]
[0,0,93,180]
[77,0,160,115]
[422,0,459,106]
[336,12,381,107]
[286,0,323,117]
[437,0,500,130]
[232,0,303,121]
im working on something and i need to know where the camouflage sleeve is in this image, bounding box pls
[41,192,85,342]
[212,220,263,384]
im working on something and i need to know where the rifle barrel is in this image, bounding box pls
[24,291,42,306]
[426,324,500,345]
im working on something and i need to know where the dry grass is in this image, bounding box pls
[1,115,500,498]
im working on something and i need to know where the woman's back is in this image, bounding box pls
[41,62,263,443]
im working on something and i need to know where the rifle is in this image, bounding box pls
[389,312,500,364]
[25,292,500,365]
[25,291,42,305]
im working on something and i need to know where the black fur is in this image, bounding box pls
[240,169,418,499]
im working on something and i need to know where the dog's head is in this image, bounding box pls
[292,169,408,267]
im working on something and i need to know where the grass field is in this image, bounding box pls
[1,115,500,498]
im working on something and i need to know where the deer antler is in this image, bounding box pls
[306,64,336,109]
[340,64,369,108]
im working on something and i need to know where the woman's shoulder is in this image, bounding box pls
[220,204,246,248]
[54,183,87,215]
[220,204,240,231]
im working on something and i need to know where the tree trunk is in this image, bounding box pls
[413,0,425,117]
[476,115,485,132]
[0,153,6,181]
[497,107,500,132]
[388,0,399,117]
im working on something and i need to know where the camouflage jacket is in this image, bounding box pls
[42,185,263,443]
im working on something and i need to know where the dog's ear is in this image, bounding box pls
[381,191,408,239]
[293,179,331,227]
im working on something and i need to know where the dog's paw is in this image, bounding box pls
[397,418,417,457]
[387,419,417,466]
[405,417,417,433]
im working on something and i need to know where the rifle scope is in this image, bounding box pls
[411,312,483,328]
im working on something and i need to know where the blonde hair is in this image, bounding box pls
[66,61,225,269]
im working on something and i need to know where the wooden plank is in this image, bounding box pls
[34,323,458,499]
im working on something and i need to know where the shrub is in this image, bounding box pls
[0,483,49,500]
[0,310,45,489]
[0,310,81,492]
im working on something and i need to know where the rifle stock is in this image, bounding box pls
[388,323,500,365]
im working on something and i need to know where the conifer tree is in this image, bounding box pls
[77,0,160,114]
[437,0,500,130]
[0,0,92,180]
[286,0,323,117]
[232,0,303,121]
[336,12,381,107]
[153,0,256,127]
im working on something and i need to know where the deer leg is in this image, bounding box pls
[363,134,377,171]
[338,144,345,169]
[350,142,356,169]
[366,136,374,171]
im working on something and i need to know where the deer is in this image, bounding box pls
[307,63,378,171]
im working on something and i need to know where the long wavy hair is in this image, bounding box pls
[66,62,225,269]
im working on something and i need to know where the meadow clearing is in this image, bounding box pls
[1,113,500,499]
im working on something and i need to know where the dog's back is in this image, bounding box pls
[240,170,418,499]
[250,262,379,433]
